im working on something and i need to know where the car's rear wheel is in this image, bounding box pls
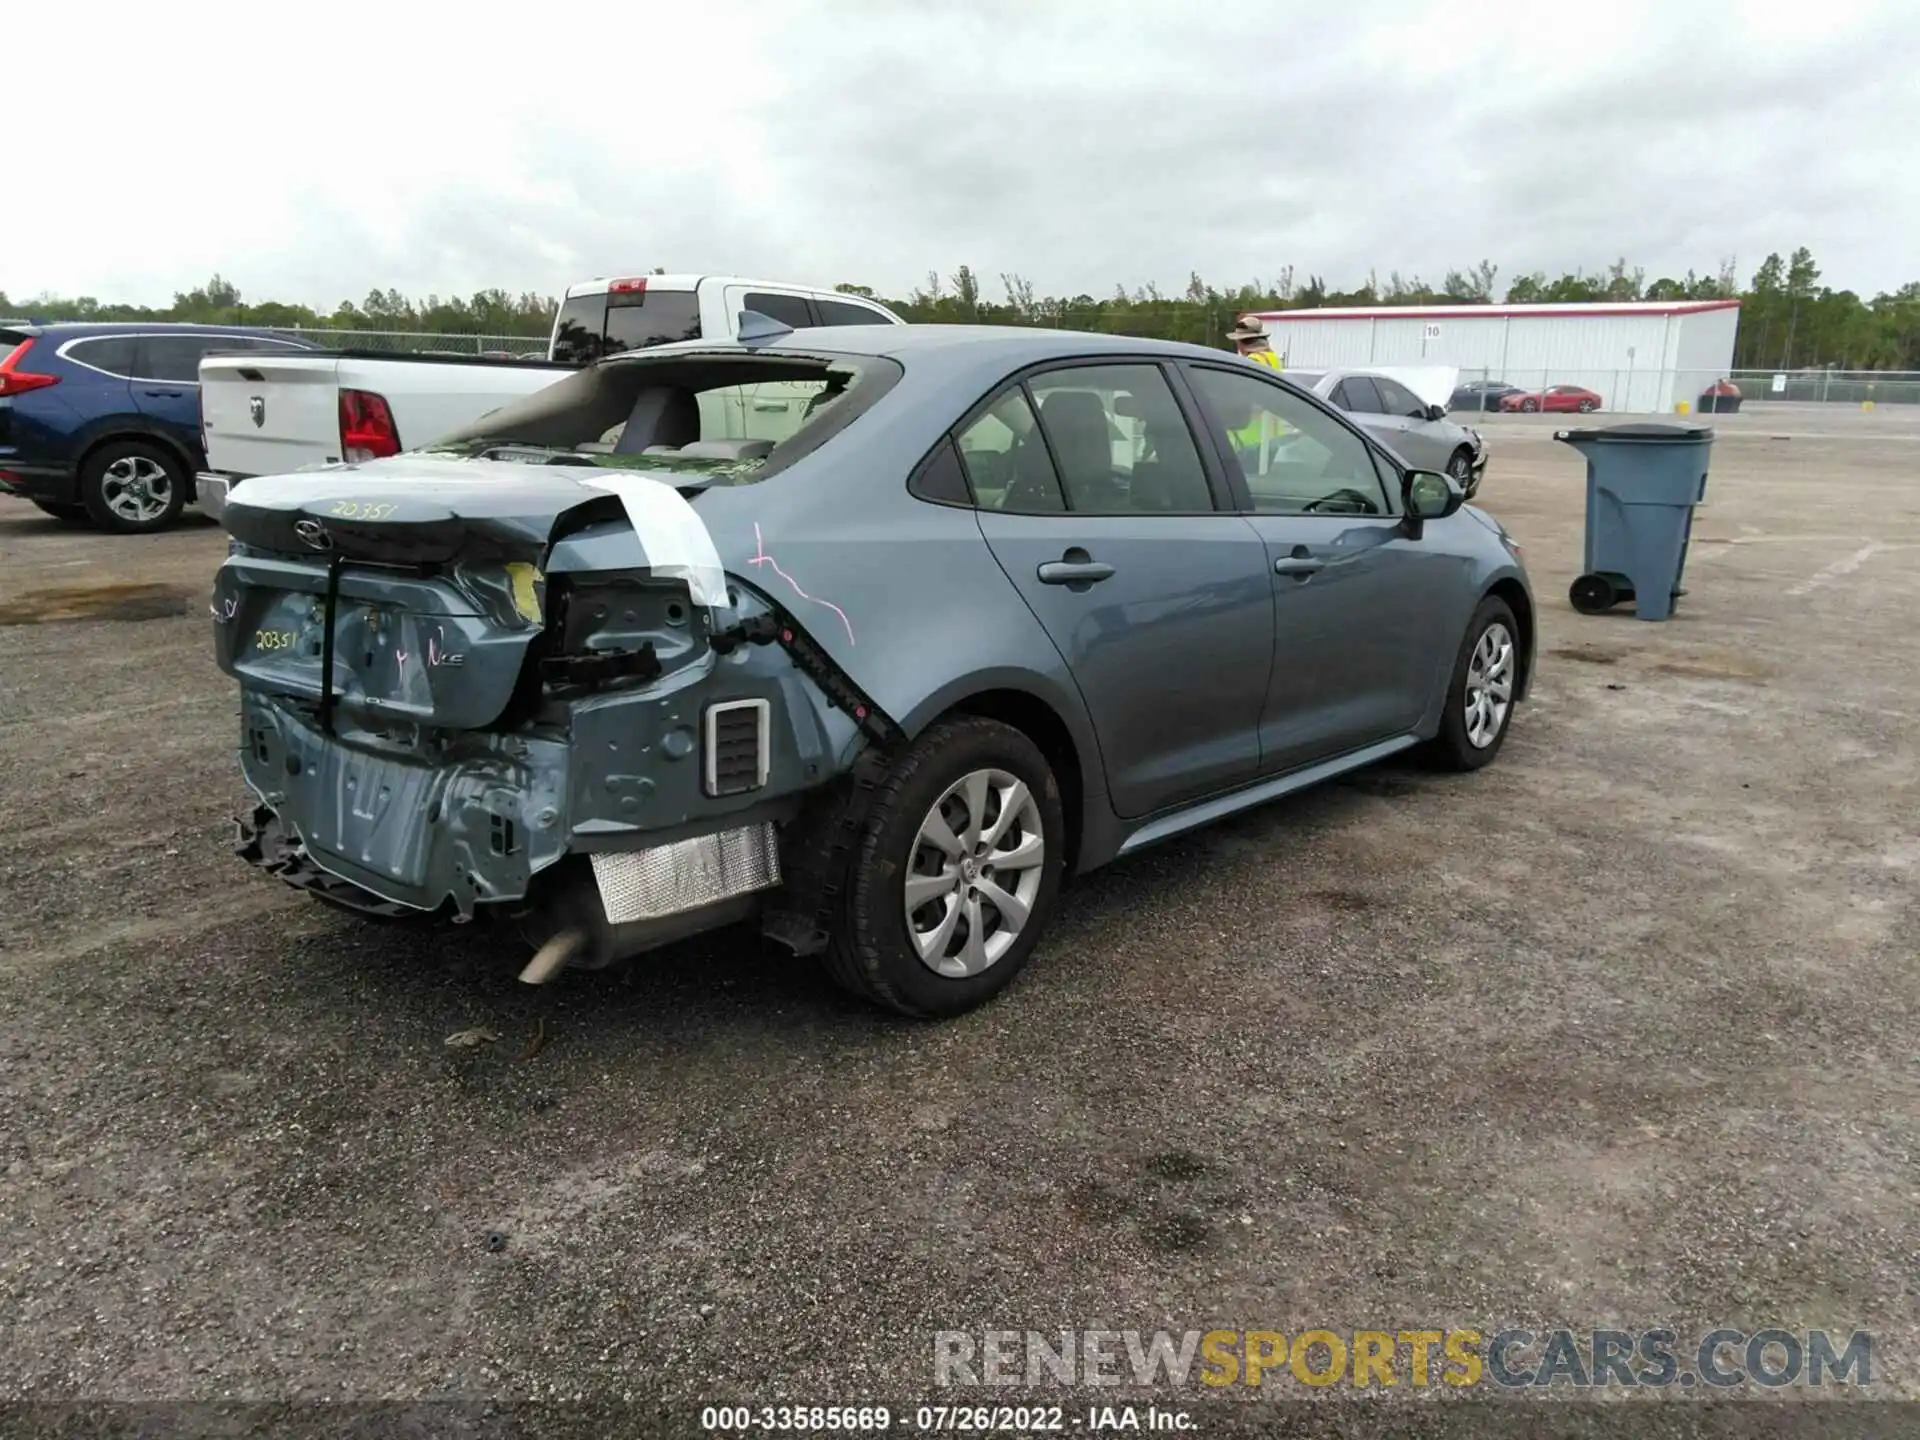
[825,716,1065,1018]
[31,501,92,525]
[1577,398,1597,413]
[1423,596,1519,772]
[79,440,187,534]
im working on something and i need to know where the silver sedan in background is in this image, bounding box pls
[1287,368,1488,495]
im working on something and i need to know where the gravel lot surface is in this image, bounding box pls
[3,411,1916,1426]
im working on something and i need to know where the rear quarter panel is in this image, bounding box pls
[688,354,1116,852]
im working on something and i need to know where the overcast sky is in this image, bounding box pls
[10,0,1918,310]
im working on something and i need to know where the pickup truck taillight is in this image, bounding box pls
[0,339,60,398]
[339,388,401,463]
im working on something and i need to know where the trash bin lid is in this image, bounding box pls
[1555,422,1714,443]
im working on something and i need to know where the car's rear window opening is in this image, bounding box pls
[549,289,703,365]
[429,351,903,486]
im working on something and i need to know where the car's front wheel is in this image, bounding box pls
[79,440,187,534]
[1423,597,1519,772]
[1447,448,1474,483]
[826,716,1065,1018]
[1520,398,1539,412]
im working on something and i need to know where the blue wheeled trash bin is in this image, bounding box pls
[1556,422,1714,621]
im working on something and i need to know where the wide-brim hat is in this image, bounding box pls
[1226,318,1268,342]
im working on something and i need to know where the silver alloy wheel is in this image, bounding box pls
[1464,620,1515,749]
[100,455,174,525]
[904,767,1045,978]
[1448,451,1471,480]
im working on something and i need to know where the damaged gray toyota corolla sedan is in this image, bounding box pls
[212,321,1534,1017]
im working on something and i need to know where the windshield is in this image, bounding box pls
[427,350,903,487]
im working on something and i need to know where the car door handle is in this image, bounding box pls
[1037,558,1115,585]
[1274,557,1325,577]
[142,389,184,398]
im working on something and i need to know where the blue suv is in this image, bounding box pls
[0,322,315,533]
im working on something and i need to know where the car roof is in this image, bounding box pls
[609,323,1234,369]
[564,274,899,303]
[8,321,297,337]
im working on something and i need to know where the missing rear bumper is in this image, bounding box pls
[589,824,781,923]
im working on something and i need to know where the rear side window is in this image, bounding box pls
[62,336,138,377]
[137,335,226,383]
[816,298,889,326]
[956,389,1064,513]
[742,292,816,329]
[1332,376,1383,413]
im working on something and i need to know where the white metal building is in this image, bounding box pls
[1241,300,1742,414]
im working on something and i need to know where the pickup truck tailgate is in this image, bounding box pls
[202,353,344,476]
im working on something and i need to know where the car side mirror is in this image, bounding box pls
[1424,403,1447,422]
[1404,469,1465,523]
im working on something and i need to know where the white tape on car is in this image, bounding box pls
[577,474,731,612]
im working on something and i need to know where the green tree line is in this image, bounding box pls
[6,246,1918,370]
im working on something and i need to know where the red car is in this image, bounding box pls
[1500,385,1602,414]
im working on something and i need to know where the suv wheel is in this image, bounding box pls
[1423,596,1520,772]
[825,716,1065,1018]
[79,440,187,534]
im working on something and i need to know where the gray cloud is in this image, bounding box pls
[13,0,1920,308]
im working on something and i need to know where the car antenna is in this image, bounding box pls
[736,309,794,345]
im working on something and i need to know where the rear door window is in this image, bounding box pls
[62,336,139,377]
[1026,364,1215,514]
[742,291,817,329]
[815,298,889,326]
[137,335,227,383]
[956,389,1064,513]
[1332,376,1383,413]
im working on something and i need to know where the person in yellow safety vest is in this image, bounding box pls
[1225,317,1288,465]
[1228,316,1284,370]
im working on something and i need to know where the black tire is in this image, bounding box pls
[1447,448,1474,483]
[1569,572,1618,614]
[1577,398,1597,413]
[1422,596,1520,773]
[825,716,1066,1018]
[31,501,92,525]
[1520,398,1539,412]
[78,439,187,534]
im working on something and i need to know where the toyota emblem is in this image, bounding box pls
[293,518,332,551]
[249,395,266,428]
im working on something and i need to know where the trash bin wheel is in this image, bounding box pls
[1570,573,1619,614]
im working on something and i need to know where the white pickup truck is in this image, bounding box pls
[197,274,903,519]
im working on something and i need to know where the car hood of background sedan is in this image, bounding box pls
[1357,365,1459,409]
